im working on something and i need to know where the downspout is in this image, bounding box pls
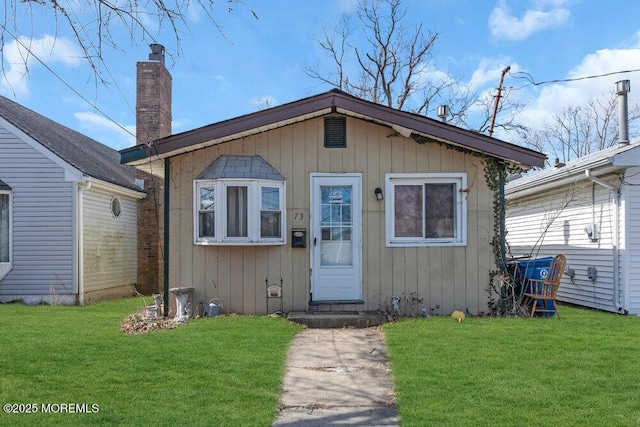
[585,170,623,310]
[77,181,92,305]
[163,158,170,316]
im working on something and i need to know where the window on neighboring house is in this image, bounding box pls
[111,196,122,219]
[0,182,12,279]
[194,180,285,245]
[385,173,467,247]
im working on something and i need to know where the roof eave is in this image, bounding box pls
[505,158,621,199]
[121,90,546,168]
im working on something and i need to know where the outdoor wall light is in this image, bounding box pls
[375,187,384,201]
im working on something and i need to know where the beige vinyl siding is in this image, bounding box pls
[82,187,138,291]
[506,177,620,312]
[0,126,74,299]
[168,116,495,315]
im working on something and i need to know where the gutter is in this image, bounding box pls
[585,169,623,310]
[120,145,149,165]
[77,181,92,305]
[506,164,621,200]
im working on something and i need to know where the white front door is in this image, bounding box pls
[310,174,362,301]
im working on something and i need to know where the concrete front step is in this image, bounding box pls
[287,311,387,328]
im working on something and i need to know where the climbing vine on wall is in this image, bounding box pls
[483,157,520,267]
[412,135,520,267]
[412,134,524,313]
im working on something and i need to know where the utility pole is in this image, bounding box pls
[488,66,511,138]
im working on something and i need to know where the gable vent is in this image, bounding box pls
[324,116,347,148]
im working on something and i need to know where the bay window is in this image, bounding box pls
[385,173,466,247]
[194,180,285,245]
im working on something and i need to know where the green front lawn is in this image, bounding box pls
[4,299,640,426]
[0,298,301,426]
[384,305,640,427]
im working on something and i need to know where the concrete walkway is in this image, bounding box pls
[272,328,399,426]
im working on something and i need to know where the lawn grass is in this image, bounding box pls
[0,298,302,426]
[384,304,640,427]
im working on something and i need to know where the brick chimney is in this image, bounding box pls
[135,44,172,295]
[136,43,172,145]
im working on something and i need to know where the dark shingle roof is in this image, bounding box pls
[0,95,141,192]
[122,89,546,169]
[197,155,285,180]
[0,179,10,190]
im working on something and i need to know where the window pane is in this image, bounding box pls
[200,187,215,210]
[261,187,279,211]
[227,186,248,237]
[199,212,215,238]
[331,204,341,223]
[320,185,353,266]
[425,184,455,238]
[0,194,8,262]
[322,186,350,204]
[321,205,331,225]
[394,185,423,237]
[260,212,281,238]
[321,228,331,241]
[342,205,351,224]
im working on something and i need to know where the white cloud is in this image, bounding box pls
[0,35,82,97]
[74,111,135,150]
[489,0,570,41]
[468,57,517,91]
[520,48,640,128]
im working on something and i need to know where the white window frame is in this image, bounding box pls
[385,173,467,247]
[193,179,286,245]
[0,189,12,280]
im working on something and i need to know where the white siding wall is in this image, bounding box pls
[623,166,640,314]
[82,187,138,291]
[506,176,621,313]
[0,126,75,301]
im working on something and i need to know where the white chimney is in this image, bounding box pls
[616,80,630,145]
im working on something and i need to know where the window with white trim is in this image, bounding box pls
[385,173,467,247]
[0,187,12,278]
[194,180,285,245]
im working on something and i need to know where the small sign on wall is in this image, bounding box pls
[267,284,282,298]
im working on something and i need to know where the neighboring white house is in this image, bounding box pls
[0,95,147,304]
[505,138,640,315]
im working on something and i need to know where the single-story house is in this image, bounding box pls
[0,95,148,304]
[121,86,545,316]
[505,138,640,315]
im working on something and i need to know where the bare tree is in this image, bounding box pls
[305,0,437,111]
[520,92,640,165]
[304,0,526,134]
[0,0,257,88]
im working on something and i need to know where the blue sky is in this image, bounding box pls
[2,0,640,153]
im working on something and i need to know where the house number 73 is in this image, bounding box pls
[294,212,304,220]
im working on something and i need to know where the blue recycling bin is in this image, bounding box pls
[507,256,555,316]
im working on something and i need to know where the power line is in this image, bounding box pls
[0,23,136,140]
[509,68,640,87]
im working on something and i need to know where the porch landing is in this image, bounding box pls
[287,311,387,328]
